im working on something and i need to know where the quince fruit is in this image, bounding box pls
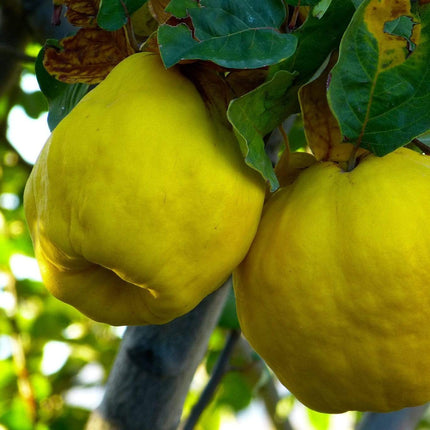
[25,53,265,326]
[234,147,430,413]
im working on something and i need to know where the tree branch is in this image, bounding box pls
[181,329,241,430]
[86,280,231,430]
[356,405,429,430]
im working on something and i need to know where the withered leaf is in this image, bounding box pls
[299,52,368,163]
[44,27,135,84]
[64,0,100,27]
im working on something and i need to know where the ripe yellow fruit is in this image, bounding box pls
[25,53,265,326]
[234,147,430,413]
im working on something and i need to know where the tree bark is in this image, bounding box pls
[86,280,231,430]
[356,405,429,430]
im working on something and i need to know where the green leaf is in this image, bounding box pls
[35,47,89,131]
[0,397,33,430]
[312,0,333,19]
[17,90,47,119]
[307,408,331,430]
[285,0,320,5]
[384,15,417,50]
[98,0,148,31]
[165,0,198,18]
[215,372,252,412]
[327,0,430,155]
[159,0,297,69]
[218,287,240,330]
[270,0,355,84]
[227,70,298,191]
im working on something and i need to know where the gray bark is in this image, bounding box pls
[86,280,230,430]
[357,405,429,430]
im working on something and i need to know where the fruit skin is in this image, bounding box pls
[234,147,430,413]
[24,52,265,326]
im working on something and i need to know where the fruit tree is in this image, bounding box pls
[2,0,430,429]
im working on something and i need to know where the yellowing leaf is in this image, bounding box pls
[149,0,171,23]
[299,52,367,162]
[44,27,135,84]
[364,0,420,71]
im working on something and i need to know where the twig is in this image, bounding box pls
[288,3,301,30]
[181,329,241,430]
[412,138,430,154]
[259,378,294,430]
[0,43,37,63]
[119,0,140,52]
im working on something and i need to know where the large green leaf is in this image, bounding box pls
[227,71,298,191]
[327,0,430,155]
[98,0,148,31]
[159,0,297,69]
[223,0,354,190]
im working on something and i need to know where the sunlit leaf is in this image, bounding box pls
[307,407,331,430]
[0,360,15,392]
[29,374,52,401]
[0,397,33,430]
[327,0,430,155]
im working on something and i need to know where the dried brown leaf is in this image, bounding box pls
[299,52,368,163]
[44,27,135,84]
[64,0,100,26]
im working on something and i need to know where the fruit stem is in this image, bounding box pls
[346,143,359,172]
[278,124,291,164]
[120,0,140,53]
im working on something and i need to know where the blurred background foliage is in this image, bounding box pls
[2,2,430,430]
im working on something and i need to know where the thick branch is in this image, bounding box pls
[86,280,231,430]
[356,405,429,430]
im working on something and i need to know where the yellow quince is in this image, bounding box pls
[25,53,265,326]
[234,147,430,413]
